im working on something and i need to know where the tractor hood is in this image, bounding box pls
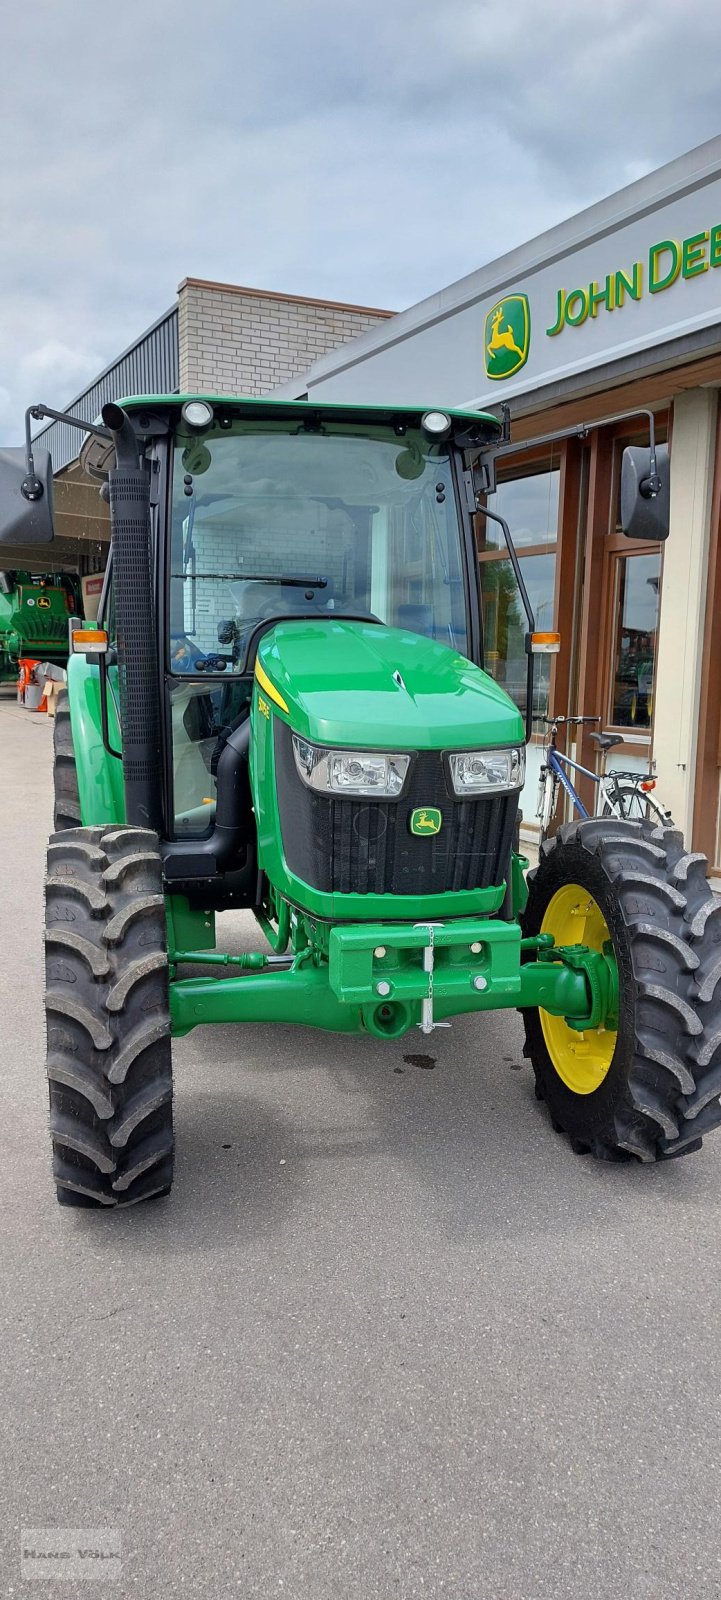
[256,620,524,749]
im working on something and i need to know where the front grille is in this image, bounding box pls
[274,721,518,897]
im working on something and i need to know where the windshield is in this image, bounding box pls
[168,420,469,674]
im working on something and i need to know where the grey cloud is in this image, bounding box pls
[1,0,719,443]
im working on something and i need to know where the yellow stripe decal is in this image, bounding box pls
[254,658,289,714]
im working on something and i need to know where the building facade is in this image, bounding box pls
[278,136,721,869]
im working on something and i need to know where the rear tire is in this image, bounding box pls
[53,690,81,831]
[44,825,173,1206]
[521,817,721,1162]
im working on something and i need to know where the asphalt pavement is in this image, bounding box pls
[2,689,721,1599]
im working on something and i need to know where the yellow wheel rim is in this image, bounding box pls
[540,883,616,1095]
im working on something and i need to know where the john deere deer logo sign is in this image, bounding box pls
[410,807,442,837]
[484,294,530,380]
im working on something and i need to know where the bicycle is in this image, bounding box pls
[535,714,673,842]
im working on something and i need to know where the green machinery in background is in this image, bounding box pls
[1,390,717,1212]
[0,569,80,681]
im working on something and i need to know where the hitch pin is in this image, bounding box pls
[414,922,451,1035]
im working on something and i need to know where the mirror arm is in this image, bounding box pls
[22,408,43,502]
[21,404,112,502]
[638,409,661,498]
[487,404,663,482]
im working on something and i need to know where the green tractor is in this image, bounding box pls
[0,394,717,1207]
[0,569,78,681]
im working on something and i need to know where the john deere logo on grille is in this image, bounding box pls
[37,596,51,608]
[410,807,442,837]
[484,294,530,380]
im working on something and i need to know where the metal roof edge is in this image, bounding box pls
[31,304,178,440]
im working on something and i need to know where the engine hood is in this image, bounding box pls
[255,620,524,749]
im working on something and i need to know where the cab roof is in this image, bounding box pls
[120,392,504,435]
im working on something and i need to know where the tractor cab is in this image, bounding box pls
[163,401,505,847]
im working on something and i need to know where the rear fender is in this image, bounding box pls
[66,653,125,825]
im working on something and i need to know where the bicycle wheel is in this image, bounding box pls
[602,780,672,827]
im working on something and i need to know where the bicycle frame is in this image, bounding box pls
[540,716,670,834]
[546,746,600,820]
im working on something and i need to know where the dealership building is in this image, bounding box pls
[29,133,721,867]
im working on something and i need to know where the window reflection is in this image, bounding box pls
[481,468,560,551]
[610,554,660,729]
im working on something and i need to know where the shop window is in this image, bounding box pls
[609,552,661,730]
[478,464,560,720]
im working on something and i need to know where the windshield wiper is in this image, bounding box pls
[170,572,328,586]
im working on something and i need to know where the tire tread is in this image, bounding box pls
[44,825,173,1207]
[521,816,721,1164]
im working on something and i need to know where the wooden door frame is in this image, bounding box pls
[692,406,721,867]
[573,417,668,813]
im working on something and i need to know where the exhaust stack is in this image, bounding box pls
[101,402,163,832]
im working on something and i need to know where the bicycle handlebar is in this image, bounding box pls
[540,714,600,726]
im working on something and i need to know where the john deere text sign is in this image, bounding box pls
[484,295,530,379]
[545,224,721,338]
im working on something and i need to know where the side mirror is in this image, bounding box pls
[620,443,670,542]
[0,446,54,544]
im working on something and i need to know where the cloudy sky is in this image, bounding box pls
[2,0,720,443]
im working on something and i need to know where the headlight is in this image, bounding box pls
[448,747,525,795]
[292,736,410,797]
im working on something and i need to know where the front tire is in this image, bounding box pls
[521,817,721,1162]
[44,825,174,1206]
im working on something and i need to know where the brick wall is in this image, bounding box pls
[178,278,392,397]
